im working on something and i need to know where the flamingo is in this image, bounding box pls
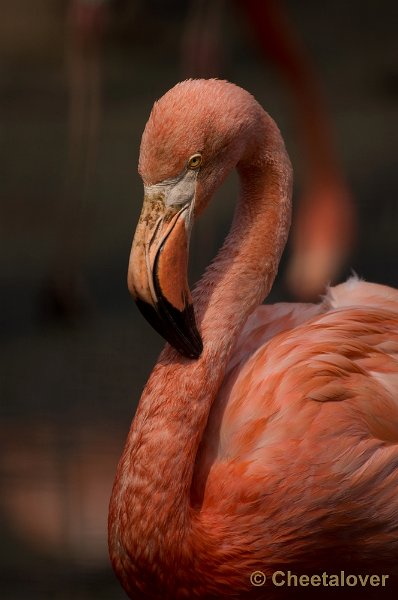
[41,0,109,321]
[181,0,356,300]
[108,79,398,599]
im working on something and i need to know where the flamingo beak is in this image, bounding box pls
[128,180,203,359]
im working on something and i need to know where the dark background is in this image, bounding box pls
[1,1,397,598]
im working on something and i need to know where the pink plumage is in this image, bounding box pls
[108,79,398,599]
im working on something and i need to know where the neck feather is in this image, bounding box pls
[109,110,292,590]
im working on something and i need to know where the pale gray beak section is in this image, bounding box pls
[128,166,203,358]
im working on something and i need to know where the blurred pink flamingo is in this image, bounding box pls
[42,0,109,319]
[182,0,356,300]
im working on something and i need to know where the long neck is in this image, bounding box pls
[110,113,292,582]
[195,115,292,351]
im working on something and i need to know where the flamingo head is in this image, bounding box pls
[128,79,261,358]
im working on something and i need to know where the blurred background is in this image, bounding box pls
[0,0,397,598]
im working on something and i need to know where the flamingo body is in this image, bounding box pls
[195,278,398,528]
[109,80,398,599]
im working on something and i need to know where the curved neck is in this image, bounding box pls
[196,114,292,350]
[110,113,292,585]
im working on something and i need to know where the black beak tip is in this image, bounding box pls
[135,298,203,360]
[184,335,203,359]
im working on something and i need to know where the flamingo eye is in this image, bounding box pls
[187,153,202,170]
